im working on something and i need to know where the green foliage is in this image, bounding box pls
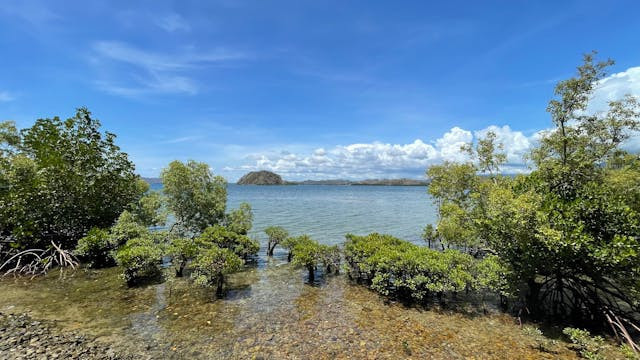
[115,236,163,286]
[563,327,605,360]
[421,224,437,248]
[521,326,559,354]
[463,130,507,176]
[290,235,323,282]
[130,189,167,227]
[320,244,341,274]
[197,225,259,260]
[421,54,640,334]
[264,226,289,256]
[161,160,227,235]
[109,210,150,247]
[74,228,115,268]
[0,108,144,250]
[190,246,243,294]
[343,233,505,302]
[167,237,198,277]
[224,202,253,235]
[280,235,301,262]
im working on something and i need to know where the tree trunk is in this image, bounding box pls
[216,276,224,296]
[307,266,315,282]
[267,241,274,256]
[287,251,292,262]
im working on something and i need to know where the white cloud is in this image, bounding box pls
[91,41,247,96]
[475,125,531,165]
[0,91,15,102]
[590,66,640,112]
[0,0,59,25]
[233,126,536,179]
[156,14,191,33]
[435,126,472,162]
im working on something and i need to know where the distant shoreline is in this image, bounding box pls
[142,177,429,186]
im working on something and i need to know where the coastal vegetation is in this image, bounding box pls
[423,52,640,353]
[0,53,638,358]
[264,225,288,256]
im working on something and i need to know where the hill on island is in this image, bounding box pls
[237,170,284,185]
[236,170,428,186]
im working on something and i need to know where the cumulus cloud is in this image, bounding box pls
[589,66,640,112]
[233,126,536,180]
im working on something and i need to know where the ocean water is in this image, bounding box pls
[151,184,437,247]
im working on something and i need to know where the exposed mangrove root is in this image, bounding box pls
[0,241,78,277]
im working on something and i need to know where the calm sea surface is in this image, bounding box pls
[152,184,437,247]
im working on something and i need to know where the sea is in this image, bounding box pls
[151,183,437,247]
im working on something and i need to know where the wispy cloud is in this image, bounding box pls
[0,91,15,102]
[0,0,59,25]
[156,13,191,33]
[162,135,204,144]
[91,41,249,97]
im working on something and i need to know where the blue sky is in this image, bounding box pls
[1,0,639,180]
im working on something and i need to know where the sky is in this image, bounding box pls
[1,0,639,181]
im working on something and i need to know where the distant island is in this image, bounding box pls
[237,170,285,185]
[236,170,429,186]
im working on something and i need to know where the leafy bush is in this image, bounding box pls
[109,210,150,247]
[190,246,243,295]
[563,327,605,360]
[225,202,253,235]
[130,190,167,227]
[344,233,506,302]
[197,225,259,260]
[167,237,198,277]
[290,235,323,282]
[320,244,341,274]
[264,226,288,257]
[281,235,305,262]
[115,236,163,286]
[74,228,116,268]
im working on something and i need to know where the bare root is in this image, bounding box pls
[0,241,78,277]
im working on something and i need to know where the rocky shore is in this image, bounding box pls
[0,312,130,360]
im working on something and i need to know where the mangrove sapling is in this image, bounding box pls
[190,246,243,296]
[74,228,116,268]
[290,235,322,283]
[421,224,437,249]
[115,236,163,286]
[264,226,288,257]
[320,244,341,274]
[197,225,259,260]
[168,237,198,277]
[225,202,253,235]
[109,210,150,247]
[280,236,302,262]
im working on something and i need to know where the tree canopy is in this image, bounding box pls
[0,108,143,250]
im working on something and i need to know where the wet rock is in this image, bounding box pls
[0,312,132,359]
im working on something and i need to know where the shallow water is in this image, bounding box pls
[0,257,580,359]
